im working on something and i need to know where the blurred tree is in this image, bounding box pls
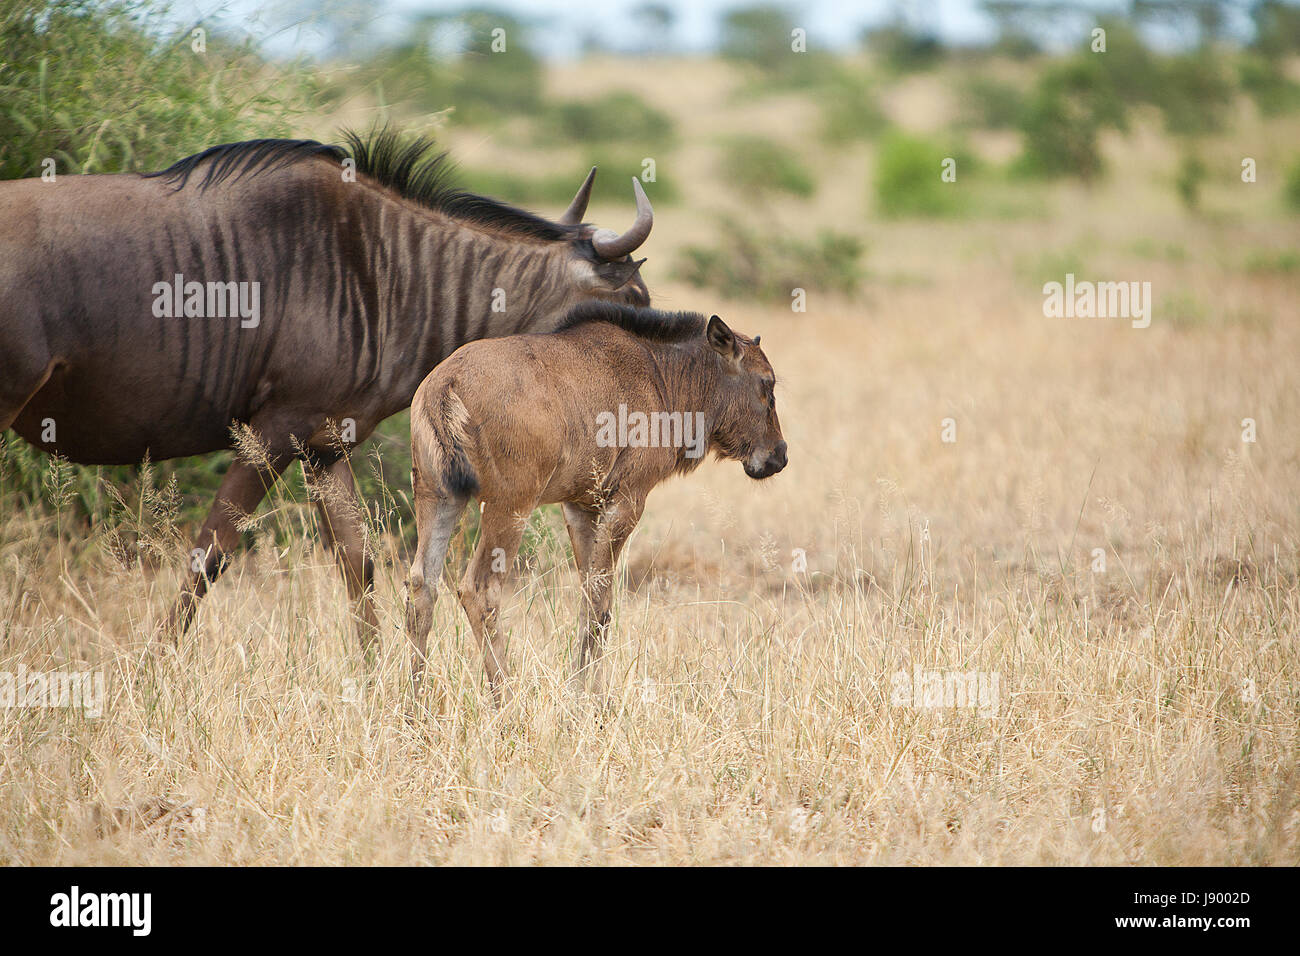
[1132,0,1235,47]
[862,19,944,72]
[293,0,379,60]
[1251,0,1300,56]
[631,2,676,54]
[980,1,1082,56]
[1176,152,1206,209]
[719,3,833,87]
[720,4,795,65]
[1285,156,1300,210]
[719,135,816,197]
[1015,55,1127,180]
[359,7,542,124]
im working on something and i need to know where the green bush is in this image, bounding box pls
[0,0,320,179]
[536,91,676,147]
[863,22,944,73]
[719,4,834,88]
[1238,53,1300,116]
[874,132,968,217]
[673,216,864,303]
[1156,53,1235,135]
[1014,56,1127,180]
[459,155,679,210]
[1176,153,1206,210]
[357,10,543,125]
[1251,0,1300,58]
[960,76,1027,130]
[818,66,888,144]
[1091,18,1162,107]
[1285,156,1300,211]
[718,135,815,198]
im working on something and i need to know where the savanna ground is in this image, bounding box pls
[2,13,1299,864]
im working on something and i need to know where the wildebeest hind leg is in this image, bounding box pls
[405,491,468,691]
[305,457,378,659]
[163,452,291,640]
[458,501,529,705]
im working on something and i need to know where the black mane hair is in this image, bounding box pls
[143,126,579,243]
[554,303,707,342]
[142,138,344,191]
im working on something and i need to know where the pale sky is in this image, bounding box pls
[172,0,1257,60]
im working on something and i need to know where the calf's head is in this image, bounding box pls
[558,169,652,308]
[704,315,788,480]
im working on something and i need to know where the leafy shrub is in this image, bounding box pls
[358,10,543,125]
[719,135,815,197]
[460,155,679,209]
[1156,53,1236,135]
[874,132,968,217]
[720,4,794,65]
[1250,0,1300,58]
[1238,53,1300,116]
[863,22,943,73]
[1014,57,1127,180]
[0,0,320,179]
[818,67,888,144]
[537,92,676,147]
[1176,153,1206,210]
[719,4,834,88]
[673,216,864,302]
[960,76,1027,129]
[1091,19,1162,107]
[1243,248,1300,273]
[1285,156,1300,211]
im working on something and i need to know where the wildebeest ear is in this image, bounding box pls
[707,314,739,359]
[595,257,646,290]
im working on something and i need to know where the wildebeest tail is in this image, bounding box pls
[413,385,479,499]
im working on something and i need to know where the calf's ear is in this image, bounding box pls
[707,315,741,361]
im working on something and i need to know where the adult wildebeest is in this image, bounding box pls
[404,303,787,702]
[0,128,654,649]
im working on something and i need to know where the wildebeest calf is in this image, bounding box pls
[404,303,788,702]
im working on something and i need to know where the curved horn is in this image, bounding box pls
[591,178,653,260]
[559,167,597,225]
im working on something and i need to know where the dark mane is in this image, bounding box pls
[142,139,345,191]
[341,128,577,242]
[555,303,706,342]
[142,127,577,243]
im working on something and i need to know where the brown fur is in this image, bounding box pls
[404,304,787,702]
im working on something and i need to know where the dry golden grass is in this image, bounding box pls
[2,59,1298,865]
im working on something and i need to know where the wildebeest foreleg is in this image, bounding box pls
[561,502,597,577]
[164,452,291,639]
[305,457,378,658]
